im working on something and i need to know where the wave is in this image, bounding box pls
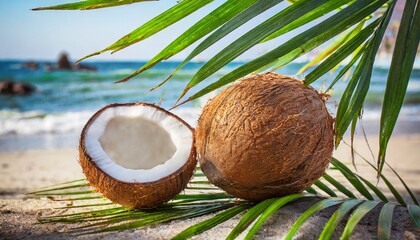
[0,110,93,135]
[2,103,419,136]
[358,106,420,121]
[0,107,203,136]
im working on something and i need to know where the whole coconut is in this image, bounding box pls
[196,72,334,202]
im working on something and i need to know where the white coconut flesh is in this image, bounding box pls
[84,104,193,183]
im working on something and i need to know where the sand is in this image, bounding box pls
[1,135,419,239]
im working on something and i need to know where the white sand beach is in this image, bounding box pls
[0,133,419,239]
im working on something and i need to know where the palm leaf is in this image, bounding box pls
[57,202,116,209]
[319,199,363,239]
[370,171,406,207]
[348,145,409,206]
[303,18,380,85]
[331,158,374,200]
[322,173,356,198]
[244,193,309,239]
[386,163,420,205]
[305,187,318,195]
[350,110,360,169]
[226,199,276,240]
[150,0,284,91]
[334,0,395,146]
[325,44,366,92]
[378,203,396,239]
[354,174,389,203]
[76,0,214,62]
[28,182,90,194]
[30,157,419,238]
[261,0,354,43]
[33,0,153,11]
[284,198,344,240]
[298,19,366,75]
[89,204,235,234]
[178,0,388,106]
[32,190,96,196]
[117,0,260,83]
[407,204,420,228]
[172,204,249,240]
[260,0,364,72]
[372,169,406,207]
[340,201,380,239]
[314,179,338,197]
[344,141,420,206]
[177,0,355,103]
[378,0,420,176]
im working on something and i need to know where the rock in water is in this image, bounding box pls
[21,61,39,70]
[54,53,96,71]
[0,80,36,95]
[56,53,72,70]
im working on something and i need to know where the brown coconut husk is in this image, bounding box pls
[196,72,334,202]
[79,102,197,209]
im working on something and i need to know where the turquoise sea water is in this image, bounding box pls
[1,60,419,151]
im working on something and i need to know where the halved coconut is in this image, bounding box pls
[79,102,196,209]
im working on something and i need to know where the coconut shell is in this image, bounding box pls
[79,102,197,209]
[196,73,334,202]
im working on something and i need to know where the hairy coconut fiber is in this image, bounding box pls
[79,103,197,209]
[196,73,334,202]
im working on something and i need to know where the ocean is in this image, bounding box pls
[1,60,419,151]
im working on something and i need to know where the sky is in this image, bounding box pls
[0,0,290,61]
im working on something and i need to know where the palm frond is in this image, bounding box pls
[29,156,419,239]
[261,0,352,44]
[244,193,310,239]
[284,198,344,239]
[150,0,284,91]
[117,0,262,83]
[226,199,276,239]
[386,163,420,205]
[33,0,153,11]
[75,0,214,62]
[344,141,419,205]
[325,44,366,92]
[334,0,395,147]
[314,179,338,197]
[354,174,389,203]
[378,203,396,239]
[176,0,360,104]
[303,18,380,85]
[331,158,374,200]
[298,19,366,75]
[341,201,380,239]
[176,0,388,106]
[172,205,250,240]
[347,145,408,206]
[305,187,317,195]
[378,0,420,176]
[321,173,356,198]
[319,199,363,239]
[407,204,420,228]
